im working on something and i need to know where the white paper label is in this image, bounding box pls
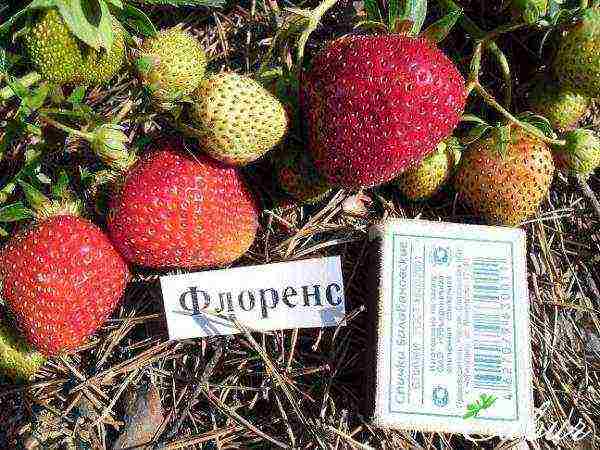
[160,256,346,339]
[372,220,534,438]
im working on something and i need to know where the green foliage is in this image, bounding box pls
[421,8,462,42]
[1,0,115,50]
[130,0,225,6]
[0,202,34,223]
[116,5,157,37]
[363,0,427,34]
[519,112,558,140]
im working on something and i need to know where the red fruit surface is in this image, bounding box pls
[302,34,466,188]
[107,145,260,269]
[0,215,129,356]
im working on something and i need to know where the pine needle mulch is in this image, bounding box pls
[1,1,600,449]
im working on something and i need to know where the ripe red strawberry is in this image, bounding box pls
[107,144,259,269]
[302,34,466,188]
[0,215,129,356]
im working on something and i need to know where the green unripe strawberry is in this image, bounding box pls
[396,138,461,201]
[0,313,46,383]
[553,129,600,179]
[271,143,332,204]
[138,27,207,105]
[84,22,126,85]
[553,8,600,97]
[192,73,289,166]
[25,9,125,85]
[528,79,590,132]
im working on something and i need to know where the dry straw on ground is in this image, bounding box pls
[1,1,600,449]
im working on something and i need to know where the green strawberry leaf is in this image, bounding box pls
[355,19,390,33]
[105,0,124,7]
[421,8,462,43]
[96,0,115,49]
[462,123,491,145]
[117,5,157,38]
[0,0,59,36]
[19,83,49,116]
[0,48,8,75]
[135,55,154,74]
[364,0,382,22]
[51,171,70,200]
[394,0,427,36]
[513,0,543,24]
[19,180,50,212]
[0,226,7,237]
[68,86,87,105]
[6,78,30,100]
[496,123,511,158]
[0,202,34,222]
[79,167,94,186]
[519,112,558,139]
[55,0,114,50]
[462,114,489,126]
[132,0,225,6]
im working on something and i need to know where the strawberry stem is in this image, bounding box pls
[291,0,339,63]
[472,83,566,147]
[576,176,600,221]
[438,0,514,106]
[40,116,94,141]
[0,72,42,101]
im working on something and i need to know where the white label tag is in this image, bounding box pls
[370,219,534,438]
[160,256,346,339]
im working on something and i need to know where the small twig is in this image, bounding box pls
[201,388,290,449]
[40,115,93,141]
[289,0,339,63]
[321,424,375,450]
[576,175,600,221]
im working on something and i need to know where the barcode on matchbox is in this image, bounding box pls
[369,219,534,438]
[472,257,514,393]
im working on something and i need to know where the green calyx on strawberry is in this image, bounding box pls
[0,309,46,383]
[455,124,555,226]
[137,26,207,107]
[24,8,126,86]
[0,180,129,356]
[89,123,136,173]
[191,73,289,166]
[107,140,260,269]
[553,129,600,180]
[553,7,600,97]
[396,137,462,201]
[527,76,590,133]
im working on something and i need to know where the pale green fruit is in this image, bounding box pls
[191,73,289,166]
